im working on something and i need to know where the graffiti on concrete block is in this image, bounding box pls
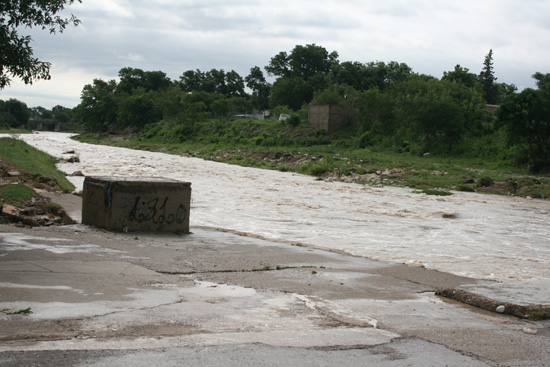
[127,196,187,224]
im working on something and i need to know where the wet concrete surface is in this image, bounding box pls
[456,280,550,306]
[0,340,492,367]
[1,222,549,366]
[39,191,82,224]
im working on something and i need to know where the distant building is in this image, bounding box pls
[233,114,265,121]
[308,105,349,134]
[485,104,500,113]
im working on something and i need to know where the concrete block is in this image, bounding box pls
[82,176,191,233]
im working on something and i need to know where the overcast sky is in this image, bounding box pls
[2,0,550,109]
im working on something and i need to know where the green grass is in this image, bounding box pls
[73,126,550,198]
[0,129,32,134]
[0,307,33,315]
[0,137,74,192]
[0,183,36,205]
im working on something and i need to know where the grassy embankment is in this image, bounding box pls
[72,118,550,198]
[0,137,74,207]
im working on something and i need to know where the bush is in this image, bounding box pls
[287,114,301,126]
[300,159,335,176]
[356,131,372,149]
[456,184,475,192]
[416,189,453,196]
[478,177,494,187]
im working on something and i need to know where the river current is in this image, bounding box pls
[12,132,550,283]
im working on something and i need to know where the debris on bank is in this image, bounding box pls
[436,288,550,320]
[1,196,74,227]
[0,160,75,227]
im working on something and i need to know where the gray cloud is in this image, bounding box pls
[2,0,549,108]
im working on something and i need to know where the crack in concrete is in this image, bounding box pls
[155,265,318,276]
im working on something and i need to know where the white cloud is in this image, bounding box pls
[2,0,549,108]
[1,64,115,108]
[76,0,135,18]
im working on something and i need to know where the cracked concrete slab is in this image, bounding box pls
[459,279,550,307]
[0,339,492,367]
[436,281,550,319]
[1,224,550,366]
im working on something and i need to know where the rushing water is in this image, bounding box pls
[11,132,550,283]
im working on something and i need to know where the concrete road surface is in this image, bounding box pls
[1,223,549,366]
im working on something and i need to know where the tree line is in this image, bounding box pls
[74,45,510,131]
[2,3,548,171]
[2,44,549,171]
[0,99,74,130]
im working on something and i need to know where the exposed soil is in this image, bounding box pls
[0,159,71,227]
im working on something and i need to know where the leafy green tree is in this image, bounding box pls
[442,79,486,133]
[288,44,339,80]
[266,45,339,110]
[203,69,225,94]
[116,67,171,94]
[116,67,145,94]
[0,0,81,88]
[310,87,346,106]
[183,91,223,111]
[264,51,290,78]
[265,44,338,80]
[228,97,252,115]
[356,88,395,136]
[331,61,368,91]
[144,70,172,91]
[412,91,464,152]
[395,77,484,152]
[30,106,53,119]
[30,106,46,118]
[75,78,117,131]
[179,69,204,92]
[224,70,246,98]
[495,82,517,105]
[52,105,71,123]
[0,99,5,127]
[479,49,499,104]
[270,76,312,111]
[2,98,30,127]
[245,66,271,110]
[533,72,550,91]
[116,88,161,129]
[181,93,209,122]
[179,68,245,98]
[41,109,54,119]
[442,65,479,89]
[211,98,230,118]
[155,86,185,120]
[364,61,413,90]
[498,80,550,171]
[332,60,413,92]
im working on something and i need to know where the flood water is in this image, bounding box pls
[13,132,550,283]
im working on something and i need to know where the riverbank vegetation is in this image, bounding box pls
[3,44,550,197]
[0,137,74,193]
[0,138,73,226]
[73,121,550,199]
